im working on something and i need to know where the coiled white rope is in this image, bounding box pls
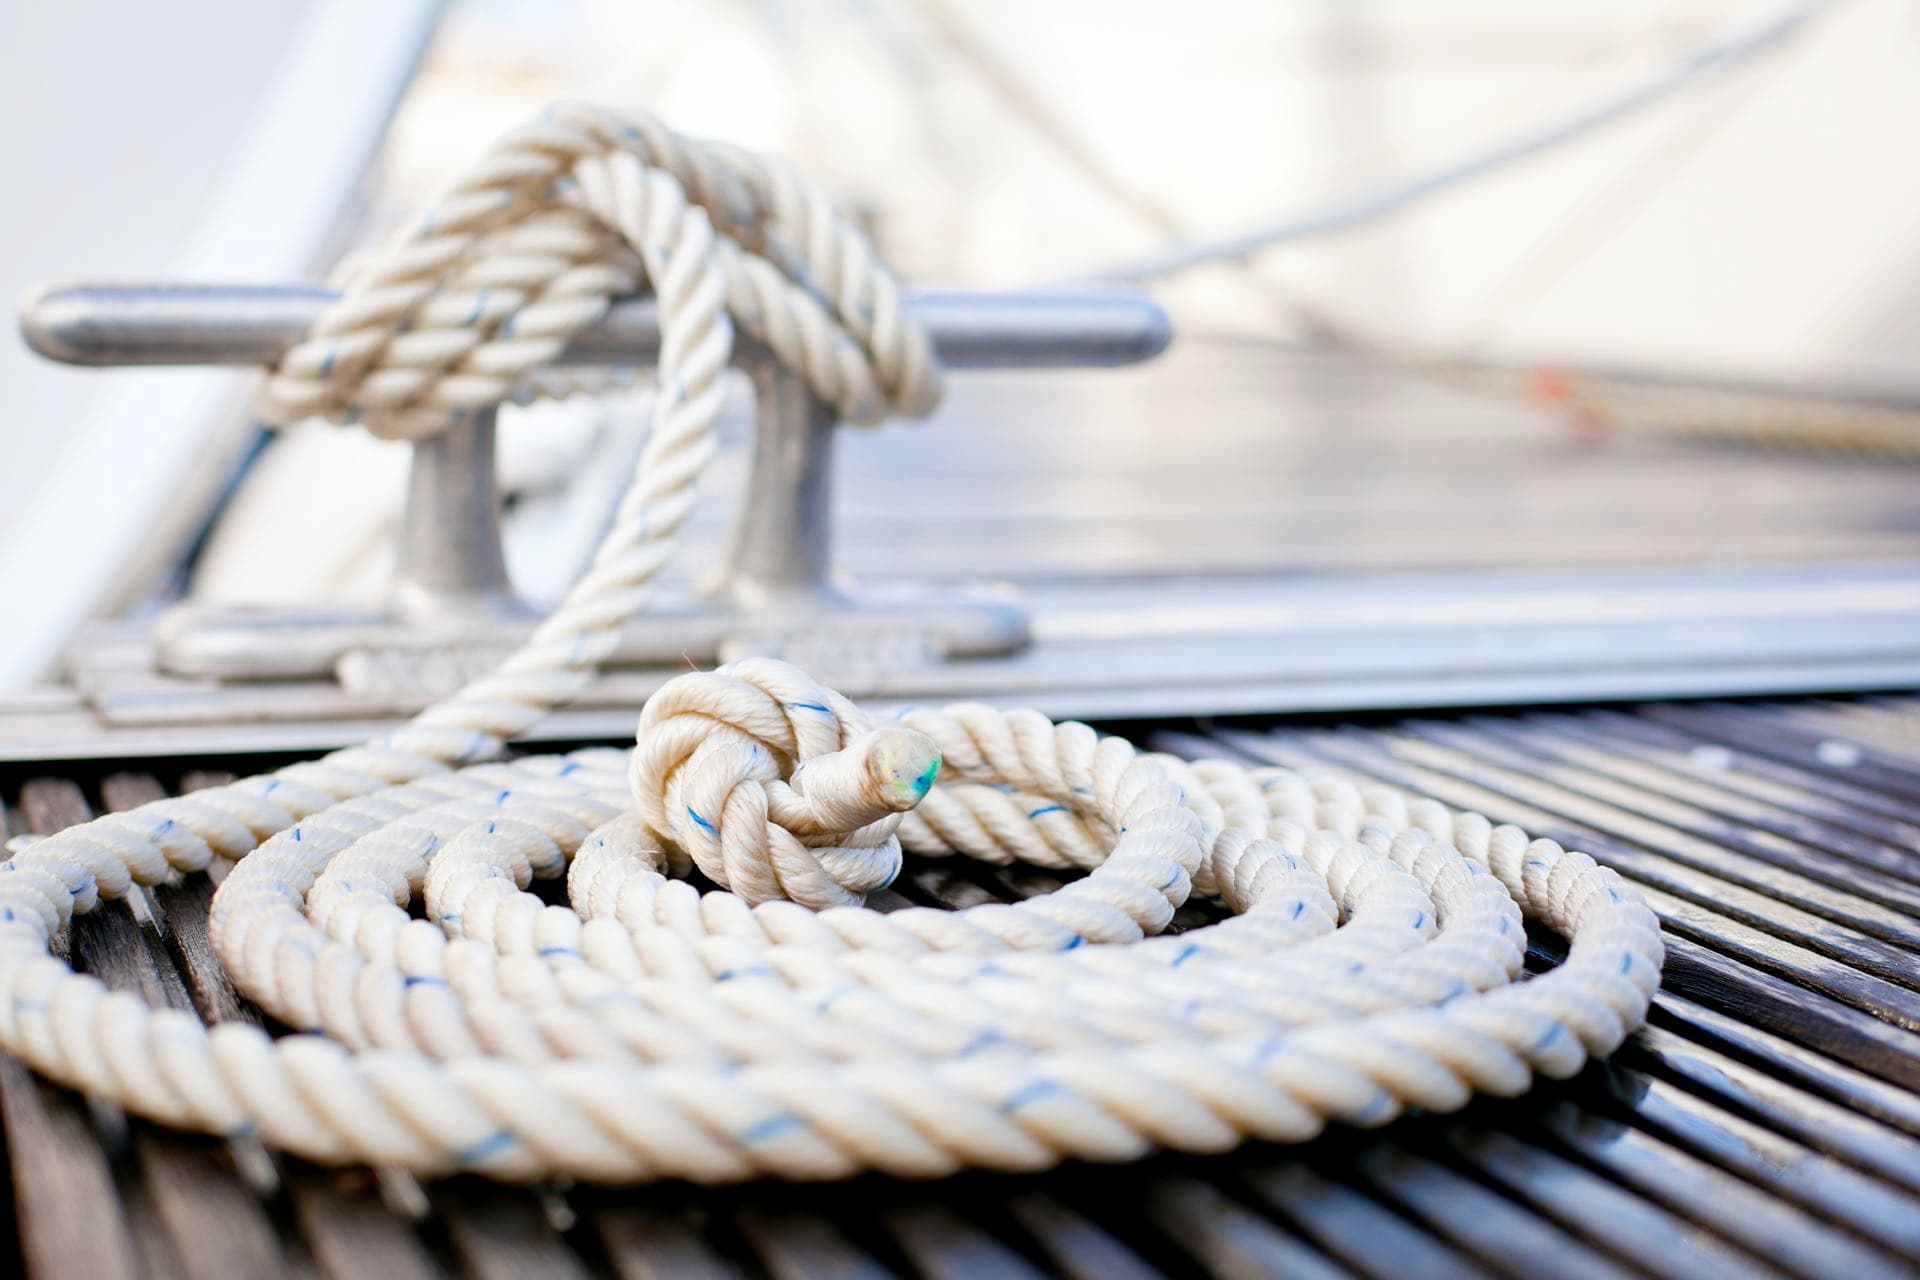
[0,105,1661,1184]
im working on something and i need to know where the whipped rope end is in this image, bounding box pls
[863,727,942,810]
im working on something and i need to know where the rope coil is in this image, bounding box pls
[0,105,1662,1184]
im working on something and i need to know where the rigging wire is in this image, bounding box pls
[1458,27,1783,356]
[1086,0,1838,283]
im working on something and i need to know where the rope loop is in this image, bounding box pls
[256,103,941,441]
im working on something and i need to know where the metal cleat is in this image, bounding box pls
[23,283,1171,692]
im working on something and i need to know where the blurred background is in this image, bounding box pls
[3,0,1917,692]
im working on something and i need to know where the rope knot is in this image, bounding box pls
[629,659,940,908]
[254,104,942,441]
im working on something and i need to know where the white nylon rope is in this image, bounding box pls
[0,105,1662,1184]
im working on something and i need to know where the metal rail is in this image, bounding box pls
[21,283,1170,370]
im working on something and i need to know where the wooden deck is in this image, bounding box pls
[3,693,1918,1279]
[822,342,1920,583]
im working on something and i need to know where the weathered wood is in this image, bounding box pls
[1518,710,1920,867]
[134,1133,300,1280]
[1239,1162,1482,1280]
[1796,699,1920,762]
[284,1171,441,1280]
[0,780,148,1280]
[1620,1070,1920,1257]
[587,1204,746,1280]
[1143,1177,1348,1280]
[1444,1127,1778,1279]
[1000,1194,1158,1280]
[1344,1144,1634,1280]
[879,1204,1048,1280]
[1649,991,1920,1140]
[439,1188,592,1280]
[0,1055,146,1280]
[1629,1023,1920,1195]
[1658,936,1920,1091]
[150,872,259,1024]
[733,1208,895,1280]
[1638,704,1920,806]
[1576,705,1920,832]
[1531,1098,1908,1279]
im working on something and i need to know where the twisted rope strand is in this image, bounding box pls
[0,105,1663,1184]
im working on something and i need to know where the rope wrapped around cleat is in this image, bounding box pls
[0,105,1662,1184]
